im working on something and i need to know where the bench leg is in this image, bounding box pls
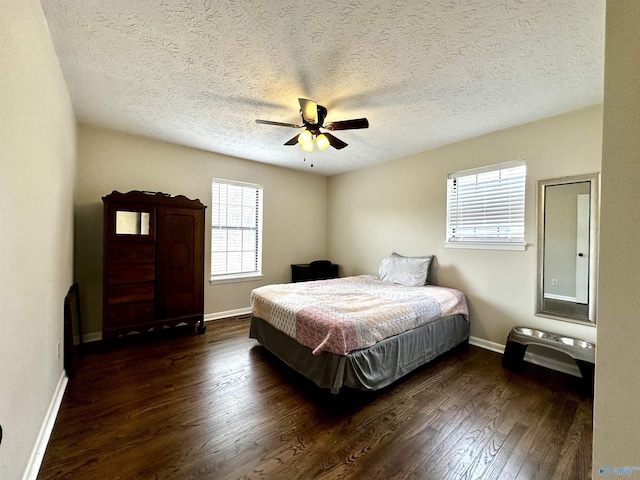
[575,360,595,396]
[502,340,528,371]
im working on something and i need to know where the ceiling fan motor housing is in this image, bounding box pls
[256,98,368,150]
[305,104,328,132]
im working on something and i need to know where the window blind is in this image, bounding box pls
[211,179,263,280]
[446,160,526,244]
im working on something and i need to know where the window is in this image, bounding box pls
[211,179,263,283]
[446,160,526,250]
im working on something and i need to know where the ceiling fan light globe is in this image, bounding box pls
[298,130,313,145]
[316,134,330,150]
[301,142,314,152]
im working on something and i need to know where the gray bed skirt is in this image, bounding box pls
[249,314,469,394]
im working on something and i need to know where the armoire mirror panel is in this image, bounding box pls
[536,173,600,325]
[115,210,150,236]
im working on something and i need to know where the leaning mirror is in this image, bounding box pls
[536,173,599,324]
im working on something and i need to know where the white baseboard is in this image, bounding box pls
[22,370,68,480]
[544,293,578,302]
[469,336,505,354]
[204,307,252,322]
[469,336,581,378]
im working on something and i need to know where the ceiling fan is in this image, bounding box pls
[255,98,369,151]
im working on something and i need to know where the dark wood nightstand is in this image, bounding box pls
[291,261,339,282]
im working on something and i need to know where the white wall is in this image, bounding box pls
[75,124,328,336]
[327,106,602,349]
[593,1,640,468]
[0,1,76,478]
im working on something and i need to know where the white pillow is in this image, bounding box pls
[378,255,431,287]
[392,252,434,285]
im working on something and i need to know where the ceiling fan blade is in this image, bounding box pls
[324,132,348,150]
[325,118,369,131]
[256,119,302,128]
[298,98,318,124]
[284,134,300,146]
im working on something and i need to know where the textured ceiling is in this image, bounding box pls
[41,0,605,176]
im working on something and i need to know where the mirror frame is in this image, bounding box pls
[536,173,600,325]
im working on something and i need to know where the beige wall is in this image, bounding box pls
[0,1,77,478]
[593,1,640,468]
[327,105,602,348]
[75,124,328,336]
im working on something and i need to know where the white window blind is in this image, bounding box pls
[446,160,526,249]
[211,179,263,282]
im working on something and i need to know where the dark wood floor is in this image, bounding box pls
[38,318,593,480]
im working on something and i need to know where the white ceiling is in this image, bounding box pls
[41,0,605,176]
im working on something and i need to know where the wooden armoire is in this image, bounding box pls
[102,190,206,342]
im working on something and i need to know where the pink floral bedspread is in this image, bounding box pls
[250,275,468,356]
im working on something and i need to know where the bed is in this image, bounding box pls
[249,256,469,393]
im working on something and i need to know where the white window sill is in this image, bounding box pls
[210,273,263,285]
[444,242,527,251]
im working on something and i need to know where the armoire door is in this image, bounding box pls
[155,207,204,319]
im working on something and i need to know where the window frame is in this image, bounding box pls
[445,160,527,251]
[210,178,263,284]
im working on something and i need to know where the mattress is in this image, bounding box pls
[250,275,468,356]
[249,275,470,393]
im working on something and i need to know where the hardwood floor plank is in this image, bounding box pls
[37,318,593,480]
[466,422,529,480]
[549,399,593,480]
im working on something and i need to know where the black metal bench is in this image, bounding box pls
[502,326,595,395]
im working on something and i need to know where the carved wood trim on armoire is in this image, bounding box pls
[102,190,206,343]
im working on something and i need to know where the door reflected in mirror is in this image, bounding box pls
[536,174,599,325]
[115,210,150,235]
